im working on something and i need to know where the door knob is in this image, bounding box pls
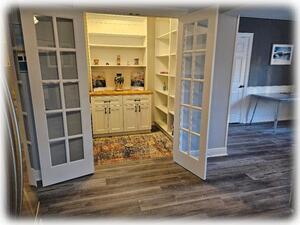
[238,85,245,88]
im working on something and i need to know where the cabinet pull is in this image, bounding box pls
[135,105,137,112]
[109,107,111,114]
[104,107,107,114]
[139,105,141,112]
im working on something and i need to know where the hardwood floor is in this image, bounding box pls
[37,122,294,218]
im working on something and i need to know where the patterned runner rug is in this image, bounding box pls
[93,131,173,165]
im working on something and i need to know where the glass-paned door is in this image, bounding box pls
[173,8,218,179]
[20,10,94,186]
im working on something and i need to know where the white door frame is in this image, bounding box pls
[228,32,254,124]
[173,7,218,180]
[20,9,94,186]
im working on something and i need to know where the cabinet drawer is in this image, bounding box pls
[92,96,122,105]
[123,95,150,105]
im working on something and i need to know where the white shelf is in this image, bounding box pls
[89,44,146,49]
[88,32,146,38]
[156,89,168,96]
[156,54,169,57]
[169,110,175,115]
[156,105,168,114]
[154,18,178,139]
[155,120,168,130]
[156,32,170,39]
[156,73,169,77]
[90,65,146,68]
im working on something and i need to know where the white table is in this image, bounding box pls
[247,93,295,132]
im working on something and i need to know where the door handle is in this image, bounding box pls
[109,107,111,114]
[104,107,107,114]
[135,105,137,112]
[139,105,141,112]
[238,85,245,88]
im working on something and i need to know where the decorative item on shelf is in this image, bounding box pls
[117,55,121,65]
[134,58,139,65]
[93,72,106,90]
[131,71,145,90]
[106,62,109,65]
[93,58,99,65]
[160,71,168,74]
[114,73,124,91]
[163,82,167,91]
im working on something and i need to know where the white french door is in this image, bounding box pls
[20,9,94,186]
[173,8,218,179]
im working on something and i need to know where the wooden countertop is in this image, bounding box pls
[89,89,153,96]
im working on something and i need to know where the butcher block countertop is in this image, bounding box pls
[89,89,153,96]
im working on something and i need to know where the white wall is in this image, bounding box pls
[207,12,238,157]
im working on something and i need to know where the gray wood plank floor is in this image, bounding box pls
[37,121,294,218]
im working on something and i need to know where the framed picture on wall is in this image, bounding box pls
[270,44,293,65]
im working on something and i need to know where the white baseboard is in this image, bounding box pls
[207,147,228,158]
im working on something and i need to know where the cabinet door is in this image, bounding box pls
[138,103,151,130]
[124,104,138,131]
[92,105,108,134]
[109,105,124,133]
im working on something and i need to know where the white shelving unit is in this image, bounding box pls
[85,13,148,91]
[154,18,178,138]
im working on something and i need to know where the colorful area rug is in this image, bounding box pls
[93,131,173,165]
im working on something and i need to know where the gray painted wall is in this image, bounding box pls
[239,17,294,86]
[208,13,238,150]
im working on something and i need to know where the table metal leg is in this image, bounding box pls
[274,101,281,133]
[250,98,259,125]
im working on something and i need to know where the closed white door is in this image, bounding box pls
[109,105,123,133]
[20,9,94,186]
[173,8,218,180]
[124,104,138,131]
[229,33,253,123]
[92,105,109,134]
[138,103,151,130]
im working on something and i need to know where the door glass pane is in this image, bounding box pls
[64,82,80,108]
[182,54,192,78]
[195,34,207,49]
[69,137,84,162]
[34,16,55,47]
[50,141,67,166]
[181,80,190,105]
[56,18,75,48]
[47,113,64,139]
[196,20,208,31]
[191,109,201,134]
[66,111,82,136]
[43,83,62,110]
[184,36,193,51]
[39,51,59,80]
[179,129,189,154]
[194,53,205,79]
[184,23,194,36]
[192,81,203,107]
[60,52,78,79]
[180,106,190,129]
[190,134,200,159]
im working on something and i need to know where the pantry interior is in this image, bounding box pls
[85,13,178,141]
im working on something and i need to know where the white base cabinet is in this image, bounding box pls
[91,95,152,135]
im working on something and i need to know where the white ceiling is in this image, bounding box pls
[222,6,294,21]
